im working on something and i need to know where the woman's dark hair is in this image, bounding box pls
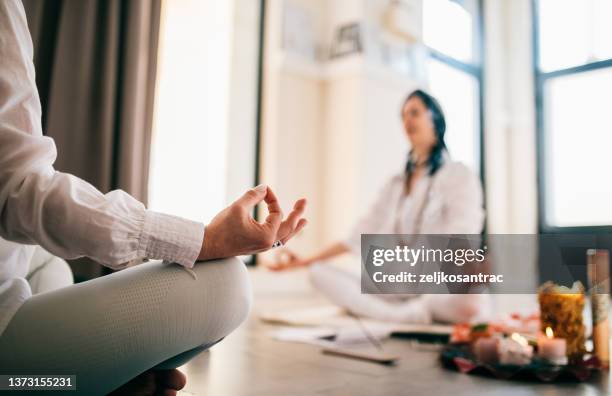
[402,89,447,176]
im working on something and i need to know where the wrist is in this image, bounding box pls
[198,225,221,261]
[302,256,315,266]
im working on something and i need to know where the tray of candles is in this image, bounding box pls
[440,322,603,382]
[441,275,610,382]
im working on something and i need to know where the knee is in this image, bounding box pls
[308,262,349,294]
[428,294,490,323]
[220,257,253,326]
[27,251,73,294]
[461,294,491,321]
[191,257,252,337]
[308,262,327,288]
[50,257,74,286]
[456,294,490,321]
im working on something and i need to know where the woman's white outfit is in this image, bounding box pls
[310,159,491,324]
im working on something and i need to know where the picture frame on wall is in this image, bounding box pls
[330,22,363,59]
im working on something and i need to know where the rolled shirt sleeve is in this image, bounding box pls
[139,211,204,268]
[0,0,203,269]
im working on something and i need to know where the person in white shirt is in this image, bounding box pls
[0,1,307,394]
[269,89,489,324]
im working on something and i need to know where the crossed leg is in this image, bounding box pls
[0,257,252,395]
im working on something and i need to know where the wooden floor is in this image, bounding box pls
[178,268,610,396]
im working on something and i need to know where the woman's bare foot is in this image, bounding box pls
[108,368,187,395]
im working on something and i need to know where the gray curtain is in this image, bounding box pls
[22,0,162,281]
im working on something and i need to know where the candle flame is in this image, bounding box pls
[511,332,528,347]
[545,327,554,339]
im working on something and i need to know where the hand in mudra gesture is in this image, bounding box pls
[198,185,307,261]
[265,249,310,271]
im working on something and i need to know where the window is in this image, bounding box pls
[423,0,484,174]
[537,0,612,73]
[423,0,480,63]
[148,0,262,225]
[534,0,612,230]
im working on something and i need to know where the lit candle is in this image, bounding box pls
[473,337,499,364]
[537,327,568,365]
[498,333,534,365]
[538,281,586,358]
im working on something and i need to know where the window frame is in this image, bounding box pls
[533,0,612,234]
[424,0,486,212]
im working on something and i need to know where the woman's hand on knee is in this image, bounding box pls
[198,185,307,261]
[264,248,310,271]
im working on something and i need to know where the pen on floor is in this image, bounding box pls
[347,311,384,351]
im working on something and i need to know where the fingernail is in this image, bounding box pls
[254,184,267,193]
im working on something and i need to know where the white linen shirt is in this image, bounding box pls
[343,159,485,255]
[0,0,204,335]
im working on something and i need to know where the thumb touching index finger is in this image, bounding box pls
[236,184,268,208]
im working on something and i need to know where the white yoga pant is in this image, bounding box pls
[0,254,252,395]
[26,246,74,294]
[309,263,490,324]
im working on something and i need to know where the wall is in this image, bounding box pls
[260,0,417,260]
[484,0,539,287]
[226,0,261,203]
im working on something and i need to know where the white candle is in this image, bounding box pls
[498,333,534,365]
[538,327,568,365]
